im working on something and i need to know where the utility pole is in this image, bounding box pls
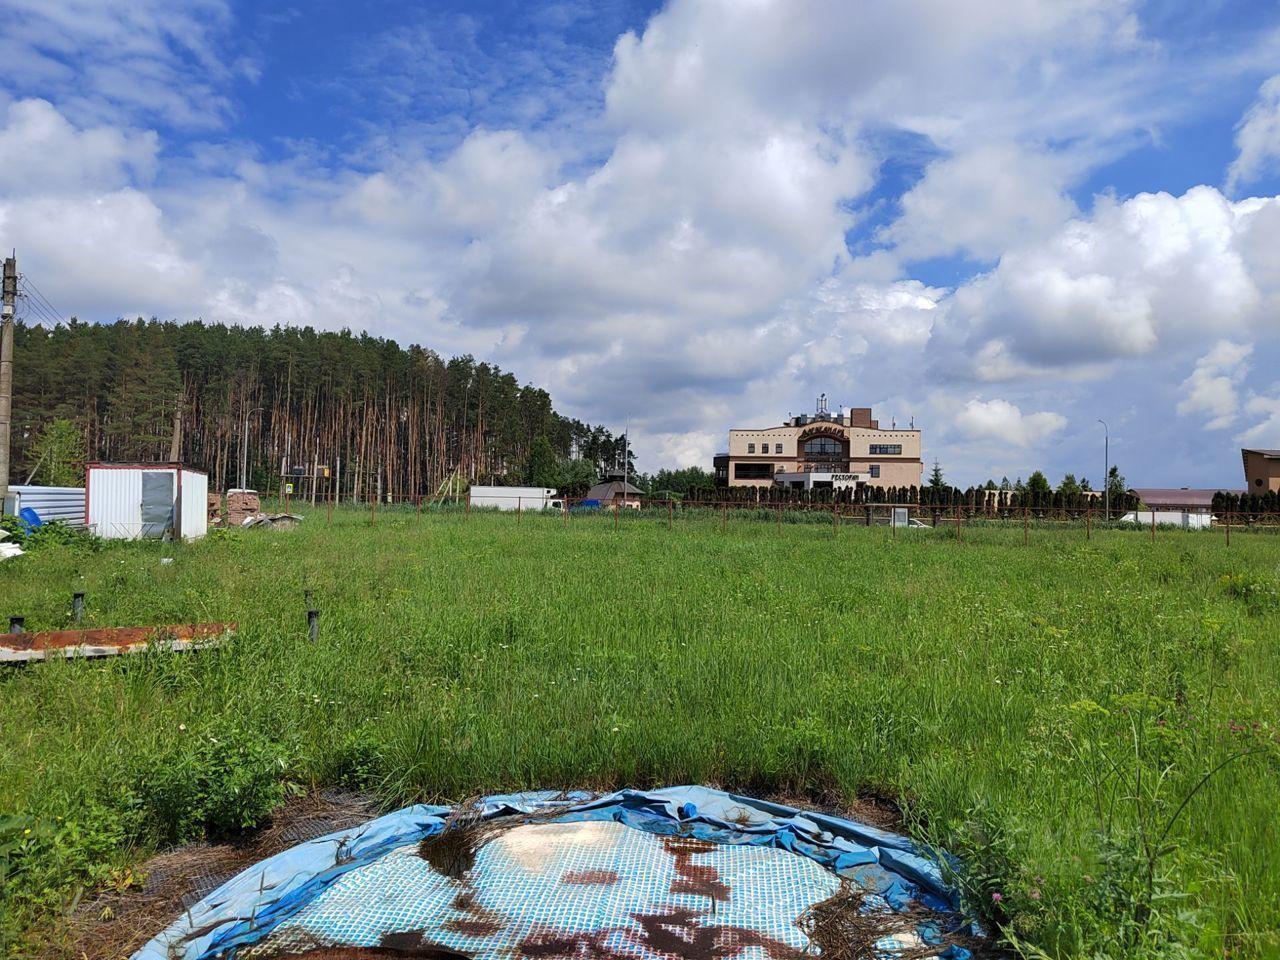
[1098,419,1109,521]
[0,255,16,509]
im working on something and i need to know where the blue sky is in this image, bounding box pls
[2,0,1280,487]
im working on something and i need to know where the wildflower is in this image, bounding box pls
[178,723,187,731]
[1029,888,1041,900]
[612,726,620,732]
[991,892,1003,903]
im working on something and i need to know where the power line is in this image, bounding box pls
[16,282,56,325]
[21,275,63,319]
[17,288,58,326]
[18,275,66,325]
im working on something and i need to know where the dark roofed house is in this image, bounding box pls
[586,479,645,510]
[1242,449,1280,494]
[1129,488,1239,514]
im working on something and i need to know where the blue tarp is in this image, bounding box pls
[134,786,972,960]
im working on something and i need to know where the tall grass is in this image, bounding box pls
[1,506,1277,958]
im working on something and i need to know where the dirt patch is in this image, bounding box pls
[60,790,376,960]
[662,837,730,903]
[716,770,911,833]
[517,908,807,960]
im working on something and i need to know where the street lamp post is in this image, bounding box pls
[1097,418,1109,521]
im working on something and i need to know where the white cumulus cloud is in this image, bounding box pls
[1238,393,1280,449]
[1227,75,1280,194]
[1177,340,1252,429]
[934,187,1280,379]
[954,398,1067,447]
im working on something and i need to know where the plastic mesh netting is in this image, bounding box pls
[134,787,974,960]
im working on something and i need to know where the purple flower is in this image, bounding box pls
[991,892,1003,903]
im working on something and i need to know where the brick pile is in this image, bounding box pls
[207,492,224,526]
[227,490,261,526]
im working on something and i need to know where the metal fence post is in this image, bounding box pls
[1023,506,1029,546]
[668,500,673,530]
[1225,510,1230,546]
[1151,508,1156,542]
[72,591,85,624]
[722,501,727,533]
[1086,506,1091,540]
[307,607,319,643]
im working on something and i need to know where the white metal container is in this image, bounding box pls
[3,485,86,526]
[86,464,209,540]
[1119,509,1212,530]
[468,485,558,511]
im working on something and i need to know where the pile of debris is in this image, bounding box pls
[0,527,22,562]
[207,490,303,531]
[226,489,260,526]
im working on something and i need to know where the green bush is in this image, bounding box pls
[0,517,101,553]
[129,720,290,844]
[1220,572,1279,612]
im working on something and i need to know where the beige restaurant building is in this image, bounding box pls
[715,396,923,491]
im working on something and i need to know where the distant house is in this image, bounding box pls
[585,479,645,509]
[1129,488,1224,513]
[1242,449,1280,494]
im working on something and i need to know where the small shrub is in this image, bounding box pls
[0,804,133,953]
[0,517,101,553]
[1220,572,1279,612]
[130,721,290,844]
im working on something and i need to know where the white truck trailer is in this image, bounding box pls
[468,486,558,511]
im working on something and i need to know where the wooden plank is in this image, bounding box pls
[0,623,235,663]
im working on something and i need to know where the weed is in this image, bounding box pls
[0,506,1277,958]
[1220,572,1279,612]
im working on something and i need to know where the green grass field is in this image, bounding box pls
[1,506,1278,959]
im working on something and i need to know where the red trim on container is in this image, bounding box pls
[86,462,207,475]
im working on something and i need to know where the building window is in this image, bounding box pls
[869,444,902,455]
[869,465,880,478]
[774,443,783,454]
[747,443,755,453]
[803,437,844,458]
[734,462,773,480]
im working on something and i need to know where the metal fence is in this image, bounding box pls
[278,490,1280,545]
